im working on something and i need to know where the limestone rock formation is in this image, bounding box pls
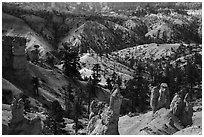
[2,78,23,100]
[170,93,193,127]
[139,92,193,135]
[138,108,184,135]
[173,125,202,135]
[88,100,106,120]
[119,107,186,135]
[8,98,42,135]
[119,91,195,135]
[150,83,170,113]
[2,36,33,93]
[170,93,184,116]
[87,87,123,135]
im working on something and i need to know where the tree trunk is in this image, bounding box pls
[88,90,91,115]
[131,95,134,112]
[75,115,78,134]
[54,121,57,135]
[74,95,79,135]
[189,83,193,100]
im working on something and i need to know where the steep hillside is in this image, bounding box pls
[144,13,201,43]
[2,2,202,135]
[61,21,115,53]
[80,53,134,86]
[123,18,148,38]
[113,43,201,67]
[114,43,181,60]
[2,35,107,135]
[3,2,201,57]
[119,100,202,135]
[2,12,54,56]
[2,2,143,55]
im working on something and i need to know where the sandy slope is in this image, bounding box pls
[80,53,134,86]
[2,12,54,54]
[118,100,202,135]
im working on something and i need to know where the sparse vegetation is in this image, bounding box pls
[2,2,202,135]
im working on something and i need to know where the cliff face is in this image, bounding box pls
[2,36,33,93]
[2,3,143,55]
[2,2,202,135]
[3,2,201,57]
[87,87,122,135]
[8,98,42,135]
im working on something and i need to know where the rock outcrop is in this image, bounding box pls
[2,78,23,96]
[173,125,202,135]
[87,87,123,135]
[139,92,193,135]
[2,78,24,105]
[170,93,193,127]
[88,100,106,120]
[7,97,42,135]
[139,108,184,135]
[150,83,170,113]
[2,36,33,93]
[119,107,184,135]
[119,91,195,135]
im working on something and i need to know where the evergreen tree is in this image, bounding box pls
[106,77,113,90]
[73,89,84,134]
[74,93,79,134]
[124,61,150,113]
[148,62,154,83]
[111,71,117,85]
[125,77,138,112]
[134,63,149,112]
[91,63,101,85]
[116,75,122,87]
[62,46,81,79]
[167,63,178,100]
[86,64,102,114]
[44,101,67,135]
[87,77,93,115]
[64,83,73,117]
[22,94,31,113]
[184,58,200,99]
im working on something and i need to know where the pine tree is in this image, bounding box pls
[106,77,113,90]
[111,71,117,85]
[125,77,138,112]
[87,77,93,115]
[85,64,102,116]
[64,83,73,117]
[116,75,122,87]
[22,94,31,113]
[91,63,101,85]
[62,46,81,79]
[74,94,79,134]
[73,89,83,135]
[134,62,149,112]
[184,58,199,99]
[44,101,67,135]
